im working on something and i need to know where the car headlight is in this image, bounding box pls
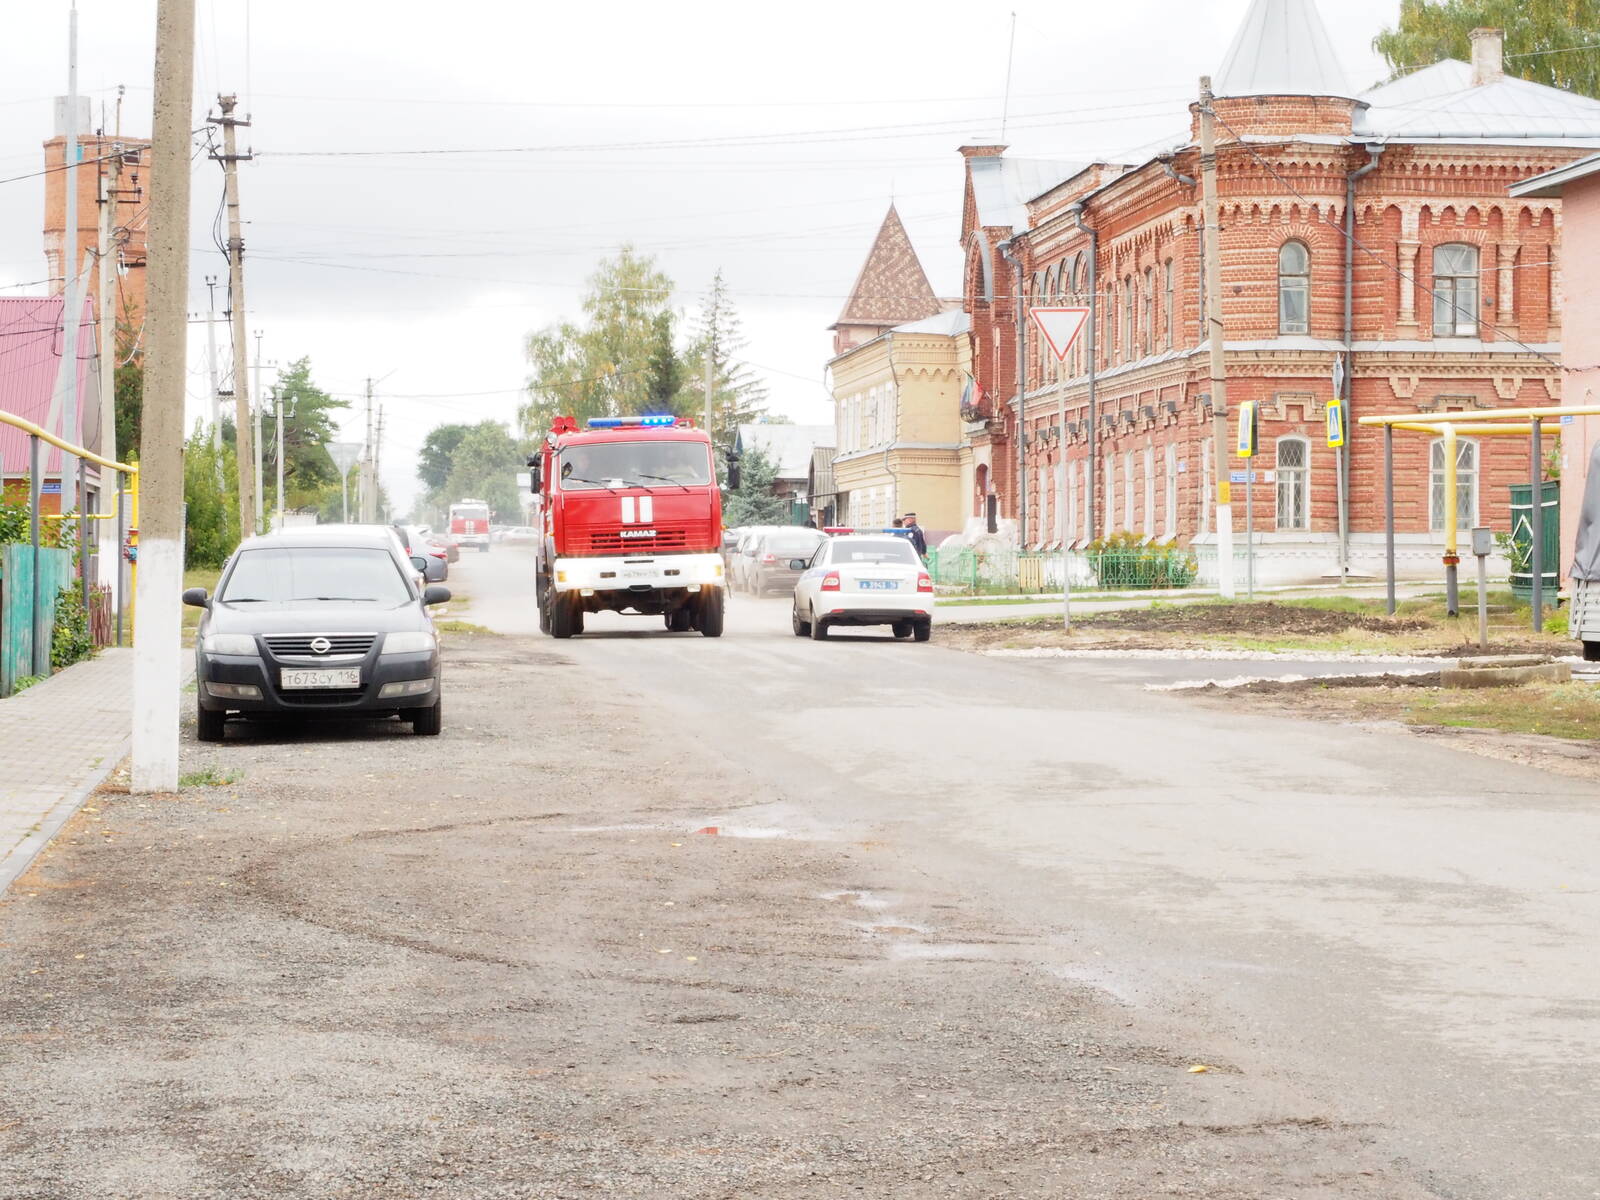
[202,633,258,656]
[382,631,437,655]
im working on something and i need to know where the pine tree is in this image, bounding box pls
[682,269,769,456]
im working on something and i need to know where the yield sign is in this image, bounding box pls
[1029,306,1091,362]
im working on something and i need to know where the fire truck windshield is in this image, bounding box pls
[558,440,712,490]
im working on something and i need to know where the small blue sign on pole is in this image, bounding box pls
[1229,470,1261,484]
[41,481,61,495]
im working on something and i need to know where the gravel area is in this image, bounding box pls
[0,633,1440,1197]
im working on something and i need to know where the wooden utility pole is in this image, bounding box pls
[210,94,255,537]
[374,403,385,523]
[131,0,195,794]
[1198,76,1236,599]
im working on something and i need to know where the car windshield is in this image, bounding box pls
[219,547,412,605]
[766,534,825,556]
[831,539,919,566]
[559,440,711,489]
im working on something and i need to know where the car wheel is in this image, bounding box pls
[196,701,225,742]
[792,606,811,637]
[892,620,913,639]
[913,621,932,643]
[411,696,443,736]
[810,607,828,640]
[551,595,580,639]
[698,588,725,638]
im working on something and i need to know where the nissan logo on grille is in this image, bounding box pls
[309,637,332,655]
[619,529,658,539]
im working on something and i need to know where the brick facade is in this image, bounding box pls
[958,115,1588,570]
[42,134,151,334]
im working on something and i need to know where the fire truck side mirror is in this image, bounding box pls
[528,459,542,491]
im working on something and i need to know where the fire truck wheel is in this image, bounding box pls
[537,593,551,635]
[668,607,694,633]
[698,588,725,638]
[551,595,581,639]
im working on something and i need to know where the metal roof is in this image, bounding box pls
[734,423,835,481]
[969,155,1091,230]
[1356,60,1600,146]
[892,311,970,337]
[0,295,99,479]
[1215,0,1352,99]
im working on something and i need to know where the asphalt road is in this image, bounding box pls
[0,546,1593,1198]
[464,548,1600,1197]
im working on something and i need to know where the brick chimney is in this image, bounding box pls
[1470,27,1504,86]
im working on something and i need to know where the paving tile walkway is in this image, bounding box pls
[0,649,133,894]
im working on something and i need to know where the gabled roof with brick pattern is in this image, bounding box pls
[832,205,942,330]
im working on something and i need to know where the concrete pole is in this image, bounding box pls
[1198,76,1236,599]
[274,385,284,531]
[97,147,122,599]
[1531,417,1544,631]
[204,275,220,452]
[213,94,255,537]
[59,3,81,511]
[132,0,195,794]
[252,330,264,530]
[362,378,374,522]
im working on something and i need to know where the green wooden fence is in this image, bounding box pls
[0,544,74,697]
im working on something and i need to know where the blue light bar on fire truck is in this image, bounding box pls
[586,415,678,428]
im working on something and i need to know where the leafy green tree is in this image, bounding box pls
[521,247,680,434]
[442,421,528,523]
[261,357,349,511]
[722,443,788,526]
[418,423,472,493]
[682,269,769,456]
[1374,1,1600,95]
[183,423,239,568]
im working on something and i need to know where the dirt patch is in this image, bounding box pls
[1088,601,1429,637]
[1195,671,1442,695]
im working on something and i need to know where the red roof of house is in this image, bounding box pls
[0,295,100,479]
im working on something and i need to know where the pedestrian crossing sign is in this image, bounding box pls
[1326,398,1347,448]
[1235,400,1257,459]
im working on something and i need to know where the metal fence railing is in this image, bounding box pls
[925,545,1202,596]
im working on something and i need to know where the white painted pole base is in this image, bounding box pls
[1216,502,1236,600]
[131,536,182,793]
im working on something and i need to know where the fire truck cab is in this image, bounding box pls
[529,415,727,638]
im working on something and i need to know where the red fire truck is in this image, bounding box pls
[528,415,729,638]
[448,499,492,553]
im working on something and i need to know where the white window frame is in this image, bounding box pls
[1164,442,1178,539]
[1275,435,1310,532]
[1142,445,1155,538]
[1198,437,1212,535]
[1432,243,1480,338]
[1164,259,1175,350]
[1429,437,1479,531]
[1104,453,1117,531]
[1278,240,1310,335]
[1124,450,1136,534]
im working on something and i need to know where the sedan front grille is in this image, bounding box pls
[262,633,377,658]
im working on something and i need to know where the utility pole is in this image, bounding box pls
[203,274,220,451]
[57,2,83,510]
[132,0,195,794]
[1198,76,1236,599]
[374,403,385,523]
[209,93,255,537]
[273,384,285,530]
[362,378,374,522]
[251,329,265,530]
[96,140,123,598]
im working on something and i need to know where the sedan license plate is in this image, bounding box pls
[281,668,361,690]
[859,579,899,590]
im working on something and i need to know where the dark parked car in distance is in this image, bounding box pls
[745,527,828,596]
[185,525,451,740]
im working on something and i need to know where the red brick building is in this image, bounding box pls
[958,0,1600,581]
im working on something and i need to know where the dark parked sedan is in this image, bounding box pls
[745,528,828,596]
[185,525,451,740]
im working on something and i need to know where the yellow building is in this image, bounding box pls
[826,207,967,543]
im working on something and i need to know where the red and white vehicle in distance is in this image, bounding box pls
[448,499,492,553]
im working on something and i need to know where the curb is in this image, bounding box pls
[0,737,129,898]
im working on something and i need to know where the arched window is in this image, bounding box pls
[1142,268,1155,356]
[1433,243,1479,337]
[1278,240,1310,335]
[1276,436,1309,531]
[1163,260,1175,350]
[1430,437,1479,530]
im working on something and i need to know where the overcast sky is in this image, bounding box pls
[0,0,1395,511]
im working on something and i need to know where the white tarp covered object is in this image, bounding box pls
[1571,440,1600,581]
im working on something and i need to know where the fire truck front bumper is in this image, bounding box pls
[551,552,726,594]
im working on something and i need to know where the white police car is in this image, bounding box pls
[789,534,934,641]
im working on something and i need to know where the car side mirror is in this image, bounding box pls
[410,555,429,573]
[182,587,210,608]
[788,559,808,571]
[422,585,451,606]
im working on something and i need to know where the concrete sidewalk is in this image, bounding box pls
[0,649,133,895]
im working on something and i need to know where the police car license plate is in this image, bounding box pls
[860,580,899,590]
[281,668,361,689]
